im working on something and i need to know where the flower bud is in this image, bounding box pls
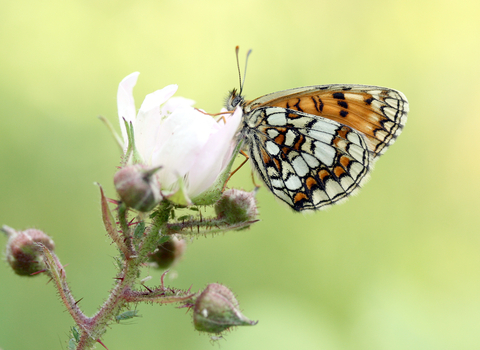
[3,226,55,276]
[148,236,186,269]
[193,283,257,334]
[114,164,162,212]
[215,189,258,225]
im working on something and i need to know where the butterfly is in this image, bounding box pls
[226,83,408,212]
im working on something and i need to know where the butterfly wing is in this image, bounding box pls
[244,84,408,158]
[240,84,408,211]
[241,106,371,211]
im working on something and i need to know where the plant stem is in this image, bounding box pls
[71,201,172,349]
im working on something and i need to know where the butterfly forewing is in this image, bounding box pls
[233,84,408,211]
[244,84,408,158]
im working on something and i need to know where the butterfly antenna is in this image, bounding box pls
[235,46,253,95]
[241,49,253,94]
[235,46,242,92]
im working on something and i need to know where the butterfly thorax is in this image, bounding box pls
[225,89,262,154]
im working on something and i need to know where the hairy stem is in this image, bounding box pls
[118,202,136,258]
[72,200,173,350]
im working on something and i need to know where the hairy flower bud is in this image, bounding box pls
[215,189,258,225]
[148,236,186,269]
[3,226,55,276]
[193,283,257,334]
[114,164,162,212]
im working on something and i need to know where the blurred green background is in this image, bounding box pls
[1,0,480,349]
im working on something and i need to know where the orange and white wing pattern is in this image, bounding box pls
[227,84,408,211]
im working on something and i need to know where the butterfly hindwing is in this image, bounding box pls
[242,106,372,211]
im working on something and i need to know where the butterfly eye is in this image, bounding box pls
[225,89,243,111]
[232,95,243,108]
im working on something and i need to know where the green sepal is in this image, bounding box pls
[166,175,193,206]
[96,183,130,258]
[122,118,143,166]
[98,115,123,151]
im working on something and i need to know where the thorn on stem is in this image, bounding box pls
[141,284,154,293]
[96,338,109,350]
[160,270,169,290]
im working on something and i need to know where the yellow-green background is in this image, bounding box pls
[1,0,479,349]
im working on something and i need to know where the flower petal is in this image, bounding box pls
[139,84,178,114]
[152,108,217,189]
[135,84,178,163]
[187,107,242,197]
[161,96,195,115]
[117,72,140,148]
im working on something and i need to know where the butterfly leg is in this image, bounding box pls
[216,115,227,124]
[194,108,231,125]
[222,150,259,191]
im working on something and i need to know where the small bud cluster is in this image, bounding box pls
[193,283,257,334]
[114,165,162,212]
[148,236,186,269]
[3,226,55,276]
[215,189,258,225]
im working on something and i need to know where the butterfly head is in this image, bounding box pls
[225,88,244,111]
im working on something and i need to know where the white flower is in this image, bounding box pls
[116,72,242,206]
